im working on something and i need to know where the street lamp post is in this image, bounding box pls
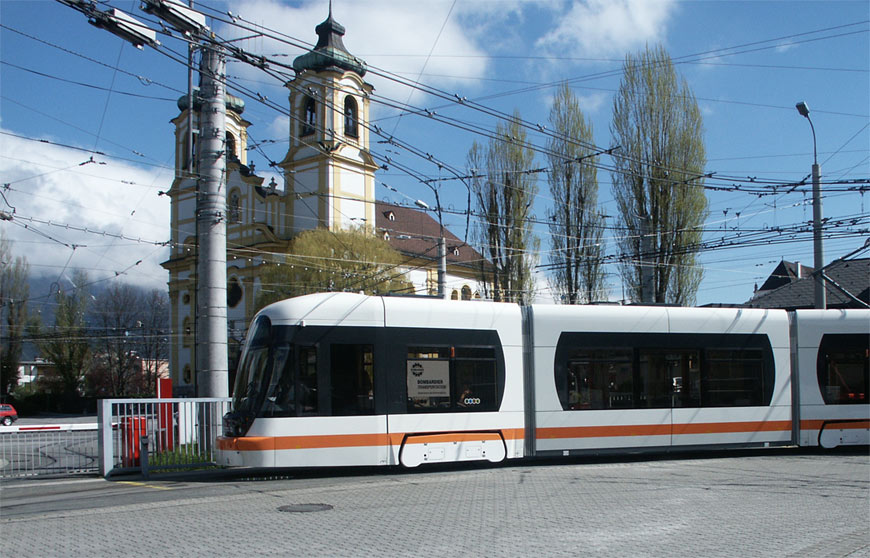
[795,101,825,310]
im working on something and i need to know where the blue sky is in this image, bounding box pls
[1,0,868,305]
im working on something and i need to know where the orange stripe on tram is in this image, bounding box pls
[219,428,525,452]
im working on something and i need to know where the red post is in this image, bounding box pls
[157,377,174,451]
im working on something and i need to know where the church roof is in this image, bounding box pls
[293,10,367,77]
[374,202,488,271]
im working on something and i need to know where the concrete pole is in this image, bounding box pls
[811,162,825,309]
[195,43,228,397]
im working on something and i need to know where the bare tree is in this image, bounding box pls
[468,110,539,304]
[547,84,607,304]
[138,289,169,393]
[89,283,144,396]
[611,45,707,305]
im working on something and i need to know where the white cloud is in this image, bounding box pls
[577,92,608,113]
[0,130,170,291]
[536,0,678,58]
[219,0,492,106]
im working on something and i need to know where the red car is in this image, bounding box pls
[0,403,18,426]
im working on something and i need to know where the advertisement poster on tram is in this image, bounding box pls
[407,360,450,398]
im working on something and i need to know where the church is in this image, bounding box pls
[161,10,488,395]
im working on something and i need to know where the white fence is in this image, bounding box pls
[99,398,231,477]
[0,424,99,478]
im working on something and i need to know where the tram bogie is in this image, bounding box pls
[218,293,869,469]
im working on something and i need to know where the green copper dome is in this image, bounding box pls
[292,12,366,77]
[177,88,245,115]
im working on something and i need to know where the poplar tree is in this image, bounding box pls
[0,232,30,396]
[468,111,539,304]
[610,45,707,305]
[547,84,606,304]
[36,271,91,399]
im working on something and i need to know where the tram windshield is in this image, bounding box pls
[225,316,286,435]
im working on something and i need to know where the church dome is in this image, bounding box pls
[292,11,366,77]
[177,88,245,115]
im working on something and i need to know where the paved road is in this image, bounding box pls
[1,450,868,557]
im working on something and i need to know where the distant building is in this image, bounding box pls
[161,11,488,395]
[745,257,869,311]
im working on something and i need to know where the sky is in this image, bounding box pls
[1,0,868,307]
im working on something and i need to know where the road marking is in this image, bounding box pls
[116,481,174,491]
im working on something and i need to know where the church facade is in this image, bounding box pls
[161,12,487,395]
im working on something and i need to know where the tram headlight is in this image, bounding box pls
[222,410,254,437]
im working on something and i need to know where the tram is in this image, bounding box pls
[218,293,869,468]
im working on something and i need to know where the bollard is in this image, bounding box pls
[140,435,150,479]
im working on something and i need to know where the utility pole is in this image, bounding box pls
[60,0,230,396]
[795,101,825,309]
[194,43,229,397]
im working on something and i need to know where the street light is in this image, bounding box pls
[795,101,825,309]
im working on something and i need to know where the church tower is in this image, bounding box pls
[278,8,377,234]
[164,91,265,395]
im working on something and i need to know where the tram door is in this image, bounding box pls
[321,343,389,466]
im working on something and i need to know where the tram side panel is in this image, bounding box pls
[528,305,793,456]
[793,309,870,448]
[381,297,526,467]
[530,305,674,455]
[666,307,792,448]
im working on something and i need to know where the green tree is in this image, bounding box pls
[36,271,91,398]
[610,44,708,305]
[468,110,539,304]
[255,228,413,312]
[547,84,606,304]
[0,232,30,397]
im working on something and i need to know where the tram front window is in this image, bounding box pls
[225,316,273,436]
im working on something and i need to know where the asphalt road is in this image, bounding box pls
[1,449,868,557]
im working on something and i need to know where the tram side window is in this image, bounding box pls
[639,350,700,408]
[453,347,498,412]
[817,334,869,405]
[407,346,498,412]
[565,349,633,410]
[331,344,374,415]
[705,349,765,406]
[555,332,773,411]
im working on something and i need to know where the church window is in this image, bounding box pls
[344,96,359,138]
[302,97,316,136]
[451,289,459,300]
[225,132,237,161]
[228,191,241,223]
[461,285,472,300]
[227,277,243,308]
[452,246,461,256]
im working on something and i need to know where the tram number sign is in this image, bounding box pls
[407,359,450,398]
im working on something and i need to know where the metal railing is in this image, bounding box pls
[0,424,99,478]
[99,398,231,477]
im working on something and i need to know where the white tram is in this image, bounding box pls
[218,293,869,468]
